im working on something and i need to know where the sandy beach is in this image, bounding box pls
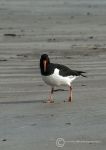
[0,0,106,149]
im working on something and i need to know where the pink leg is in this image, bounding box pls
[48,87,54,103]
[68,86,72,102]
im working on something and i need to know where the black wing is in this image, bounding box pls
[52,63,87,77]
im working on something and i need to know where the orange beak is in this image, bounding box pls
[43,60,47,72]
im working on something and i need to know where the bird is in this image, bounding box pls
[40,54,86,103]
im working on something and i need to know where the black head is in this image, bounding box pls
[40,54,50,74]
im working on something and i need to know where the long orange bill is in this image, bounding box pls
[43,60,47,72]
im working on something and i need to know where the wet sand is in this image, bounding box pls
[0,0,106,149]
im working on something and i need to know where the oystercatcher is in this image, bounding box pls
[40,54,86,103]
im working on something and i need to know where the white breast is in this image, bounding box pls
[42,68,77,87]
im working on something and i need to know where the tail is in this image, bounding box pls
[78,71,87,78]
[81,74,87,78]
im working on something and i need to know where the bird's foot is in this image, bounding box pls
[47,99,54,103]
[43,100,54,103]
[48,100,54,103]
[64,97,72,103]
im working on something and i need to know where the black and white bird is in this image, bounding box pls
[40,54,86,103]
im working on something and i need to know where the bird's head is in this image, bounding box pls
[40,54,50,73]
